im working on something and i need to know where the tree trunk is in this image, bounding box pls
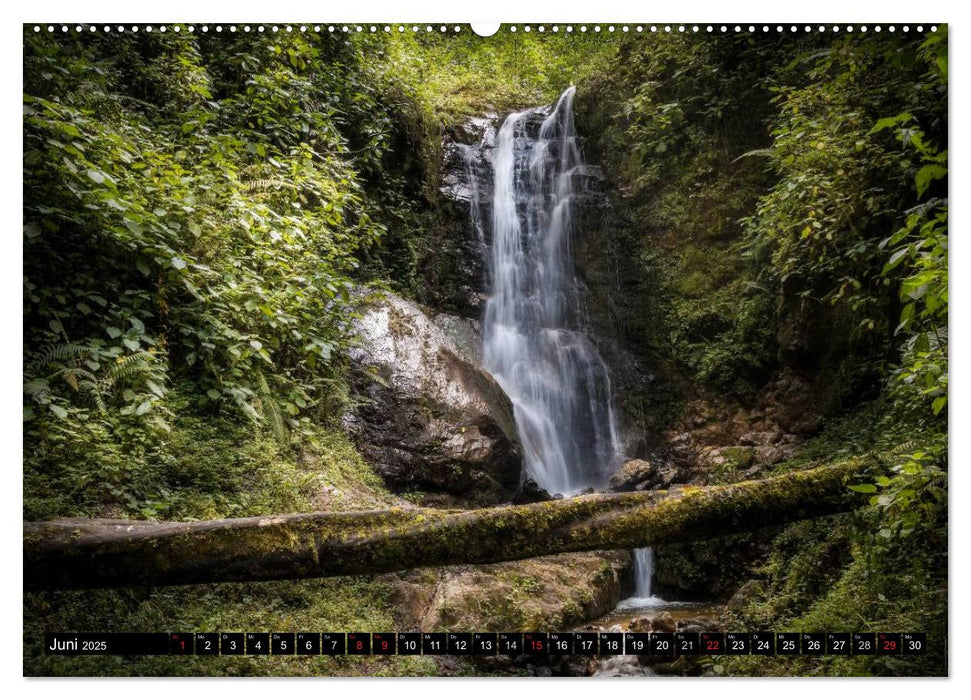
[24,460,868,591]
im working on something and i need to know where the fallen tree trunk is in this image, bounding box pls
[24,460,869,591]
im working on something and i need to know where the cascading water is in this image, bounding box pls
[474,88,656,608]
[480,87,622,496]
[619,546,663,608]
[633,547,654,598]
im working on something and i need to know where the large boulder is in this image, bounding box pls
[759,372,824,436]
[344,292,522,504]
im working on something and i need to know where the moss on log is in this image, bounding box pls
[24,461,869,590]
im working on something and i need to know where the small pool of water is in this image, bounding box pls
[597,596,722,630]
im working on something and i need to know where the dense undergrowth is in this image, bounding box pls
[22,29,619,677]
[579,29,947,677]
[24,578,438,677]
[24,26,947,677]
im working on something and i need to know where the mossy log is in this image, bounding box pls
[24,461,868,590]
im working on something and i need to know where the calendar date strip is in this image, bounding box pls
[44,631,926,656]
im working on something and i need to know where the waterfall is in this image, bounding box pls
[632,547,654,599]
[614,546,664,609]
[458,143,486,250]
[480,87,622,496]
[475,88,657,608]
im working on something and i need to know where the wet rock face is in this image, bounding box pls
[344,292,522,504]
[440,114,497,203]
[432,114,498,317]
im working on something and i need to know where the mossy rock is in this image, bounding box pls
[384,551,632,632]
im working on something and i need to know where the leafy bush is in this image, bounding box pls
[742,31,946,400]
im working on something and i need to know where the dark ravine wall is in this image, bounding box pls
[573,192,677,459]
[420,115,498,319]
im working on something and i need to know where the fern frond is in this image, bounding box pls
[49,367,107,412]
[887,440,920,457]
[29,343,90,372]
[256,369,288,445]
[102,351,162,389]
[243,178,297,194]
[732,147,774,163]
[23,378,51,399]
[230,390,263,424]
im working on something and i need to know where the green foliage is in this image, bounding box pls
[584,31,947,407]
[579,34,789,396]
[672,283,777,397]
[839,29,948,548]
[23,31,395,449]
[864,445,946,540]
[741,32,946,402]
[22,29,453,521]
[875,45,948,417]
[388,30,615,122]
